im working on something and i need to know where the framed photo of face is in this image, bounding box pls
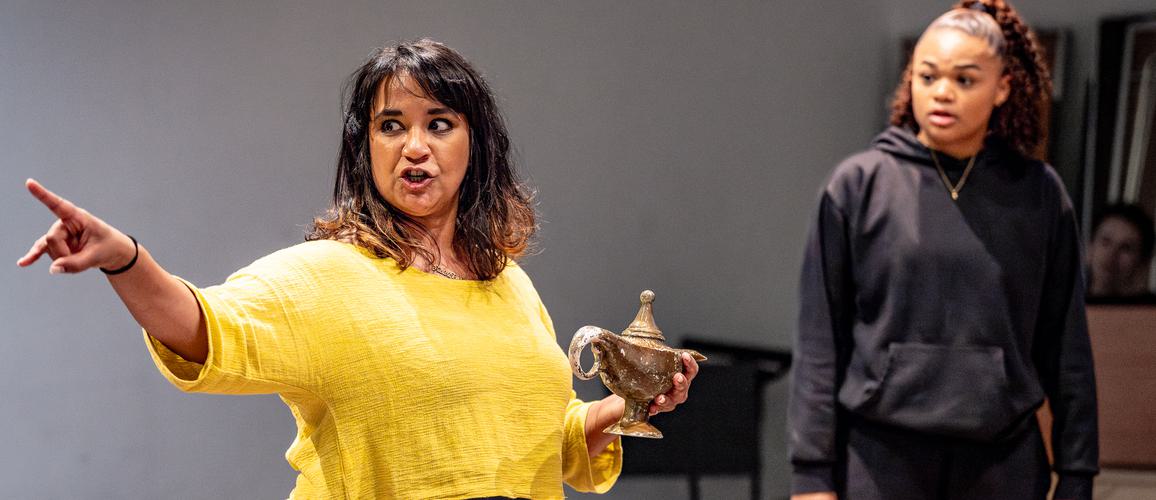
[1085,14,1156,294]
[1088,16,1156,227]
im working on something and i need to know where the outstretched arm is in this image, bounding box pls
[17,179,208,363]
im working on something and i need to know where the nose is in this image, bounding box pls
[402,128,431,162]
[932,78,953,102]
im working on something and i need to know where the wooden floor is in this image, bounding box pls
[1093,469,1156,500]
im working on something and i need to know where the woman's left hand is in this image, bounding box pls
[583,351,701,457]
[648,352,699,415]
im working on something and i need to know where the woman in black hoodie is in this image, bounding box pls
[789,1,1098,499]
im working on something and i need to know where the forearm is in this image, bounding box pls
[106,239,207,363]
[584,394,624,457]
[790,193,851,493]
[1040,206,1099,476]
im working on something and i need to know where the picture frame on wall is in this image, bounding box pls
[1086,14,1156,291]
[1106,21,1156,217]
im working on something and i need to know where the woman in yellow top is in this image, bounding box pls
[18,39,699,499]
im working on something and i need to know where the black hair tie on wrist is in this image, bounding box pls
[100,235,139,275]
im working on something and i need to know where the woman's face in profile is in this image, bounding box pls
[911,28,1010,154]
[368,74,470,225]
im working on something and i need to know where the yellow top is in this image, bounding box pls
[143,240,622,499]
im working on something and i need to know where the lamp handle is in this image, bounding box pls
[568,326,610,380]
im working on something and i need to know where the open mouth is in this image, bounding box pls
[401,168,434,184]
[928,110,957,127]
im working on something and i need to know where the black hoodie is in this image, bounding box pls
[789,126,1098,496]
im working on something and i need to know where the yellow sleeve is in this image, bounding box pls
[533,278,622,492]
[561,392,623,493]
[143,254,315,395]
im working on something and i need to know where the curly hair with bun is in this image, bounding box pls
[889,0,1052,159]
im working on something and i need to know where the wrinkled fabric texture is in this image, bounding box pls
[837,416,1051,500]
[789,126,1098,497]
[145,240,622,499]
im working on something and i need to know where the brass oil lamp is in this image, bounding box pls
[568,290,706,438]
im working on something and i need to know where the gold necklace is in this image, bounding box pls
[929,149,978,201]
[429,264,463,280]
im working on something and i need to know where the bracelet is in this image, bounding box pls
[100,235,139,275]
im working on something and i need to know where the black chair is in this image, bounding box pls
[616,338,791,500]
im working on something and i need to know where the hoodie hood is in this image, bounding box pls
[872,126,934,165]
[872,125,1011,170]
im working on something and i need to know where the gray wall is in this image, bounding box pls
[1,1,1145,499]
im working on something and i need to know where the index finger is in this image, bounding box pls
[26,179,79,220]
[681,352,700,382]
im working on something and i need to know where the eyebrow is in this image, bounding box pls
[373,107,454,121]
[920,61,982,71]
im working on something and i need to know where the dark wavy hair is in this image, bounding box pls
[889,0,1052,159]
[308,39,536,281]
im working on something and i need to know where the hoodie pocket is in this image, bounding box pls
[851,342,1015,441]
